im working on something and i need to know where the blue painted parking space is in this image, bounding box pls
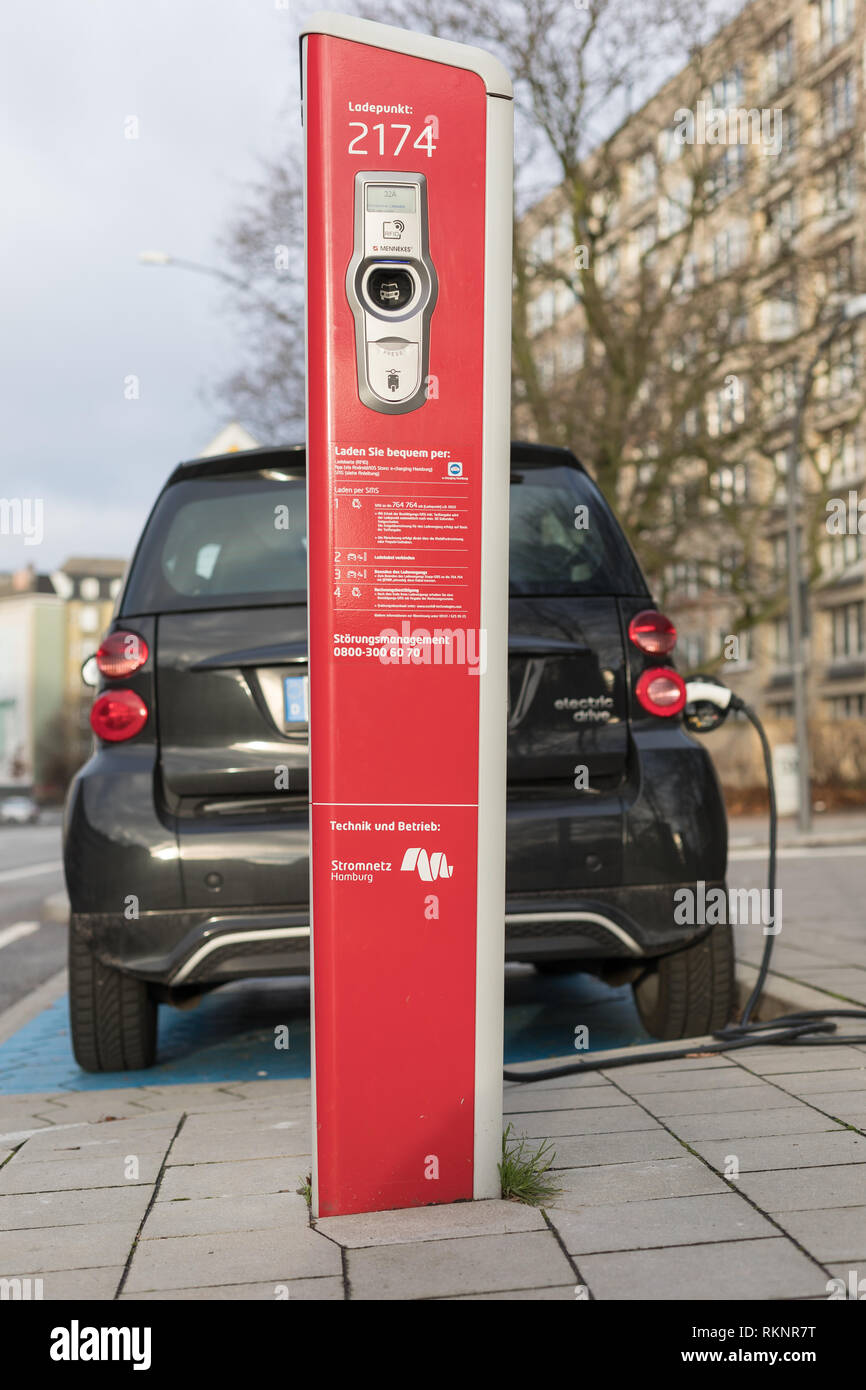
[0,968,650,1094]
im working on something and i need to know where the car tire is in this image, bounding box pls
[632,921,735,1041]
[69,931,158,1071]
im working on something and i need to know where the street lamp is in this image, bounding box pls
[786,292,866,832]
[137,250,294,328]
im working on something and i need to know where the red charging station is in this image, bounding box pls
[302,12,513,1217]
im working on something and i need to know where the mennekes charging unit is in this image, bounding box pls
[302,12,513,1216]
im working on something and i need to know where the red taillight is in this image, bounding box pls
[96,630,149,679]
[636,668,687,717]
[90,689,148,742]
[628,609,677,656]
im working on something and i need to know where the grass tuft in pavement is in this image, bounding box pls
[499,1123,561,1206]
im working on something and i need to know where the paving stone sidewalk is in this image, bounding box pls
[3,812,863,1301]
[729,815,866,1010]
[2,1046,866,1300]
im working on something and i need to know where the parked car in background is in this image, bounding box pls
[64,442,732,1070]
[0,794,40,825]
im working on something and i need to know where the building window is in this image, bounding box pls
[79,577,100,601]
[820,240,855,296]
[711,219,748,277]
[762,106,797,175]
[708,381,746,435]
[819,65,855,142]
[820,155,856,219]
[772,617,792,664]
[679,633,706,668]
[762,193,799,260]
[633,149,658,203]
[814,0,856,58]
[712,463,750,504]
[673,251,698,296]
[716,307,748,344]
[761,279,798,341]
[822,428,862,485]
[659,177,691,236]
[666,561,701,598]
[706,144,746,206]
[591,186,620,231]
[78,606,99,633]
[826,693,866,719]
[821,529,863,573]
[830,600,864,658]
[658,127,682,165]
[635,217,658,261]
[710,66,744,110]
[670,331,698,372]
[770,700,795,718]
[763,22,795,94]
[763,360,800,419]
[772,532,789,576]
[822,330,859,400]
[712,549,740,592]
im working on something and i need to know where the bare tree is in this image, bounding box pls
[216,148,306,441]
[216,0,863,669]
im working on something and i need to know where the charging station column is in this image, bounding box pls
[302,12,513,1217]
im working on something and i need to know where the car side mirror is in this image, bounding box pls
[683,675,733,735]
[81,655,99,688]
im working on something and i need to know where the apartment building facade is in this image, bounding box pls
[0,558,126,795]
[519,0,866,788]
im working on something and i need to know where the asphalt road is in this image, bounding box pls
[0,814,66,1015]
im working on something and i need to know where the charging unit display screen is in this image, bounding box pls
[365,185,416,212]
[303,14,512,1218]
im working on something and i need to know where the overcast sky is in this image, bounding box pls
[1,0,741,575]
[1,0,315,572]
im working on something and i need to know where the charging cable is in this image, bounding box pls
[504,677,866,1081]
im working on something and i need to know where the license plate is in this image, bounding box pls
[283,674,309,727]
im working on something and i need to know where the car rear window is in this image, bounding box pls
[121,471,307,614]
[509,463,646,597]
[121,458,646,614]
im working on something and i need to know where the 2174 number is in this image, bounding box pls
[347,122,437,158]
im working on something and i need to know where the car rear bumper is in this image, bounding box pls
[70,876,723,988]
[65,726,727,986]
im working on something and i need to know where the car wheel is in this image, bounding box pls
[632,921,735,1041]
[69,931,157,1071]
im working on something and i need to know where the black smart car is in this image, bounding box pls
[64,442,732,1070]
